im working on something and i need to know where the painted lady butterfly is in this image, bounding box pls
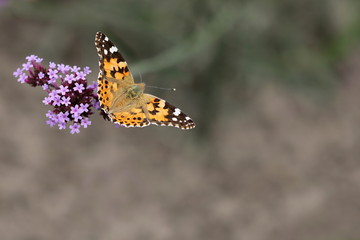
[95,32,195,129]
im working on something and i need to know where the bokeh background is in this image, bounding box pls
[2,0,360,239]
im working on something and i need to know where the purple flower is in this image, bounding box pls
[87,81,97,90]
[74,82,85,93]
[26,55,38,62]
[57,111,70,123]
[52,95,62,106]
[61,96,71,106]
[17,73,27,84]
[48,90,59,100]
[48,68,59,80]
[13,68,23,78]
[15,55,104,134]
[70,104,81,115]
[58,122,67,130]
[48,78,56,85]
[49,62,56,68]
[46,119,56,127]
[81,118,91,128]
[35,57,43,63]
[65,74,75,83]
[69,123,80,134]
[38,72,45,79]
[42,84,49,90]
[57,85,69,95]
[71,66,81,73]
[46,110,55,119]
[73,114,82,122]
[57,64,70,73]
[76,71,86,80]
[93,99,100,109]
[79,103,89,113]
[22,62,32,71]
[42,96,52,105]
[83,66,91,75]
[70,105,83,122]
[45,111,58,127]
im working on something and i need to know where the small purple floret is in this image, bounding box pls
[17,74,27,84]
[22,62,32,71]
[81,118,91,128]
[57,64,70,73]
[26,55,38,62]
[49,62,56,68]
[38,72,45,79]
[74,82,85,93]
[71,66,81,73]
[83,66,92,75]
[57,85,69,95]
[65,74,75,83]
[42,96,52,105]
[61,96,71,106]
[69,123,81,134]
[13,68,23,78]
[58,122,67,130]
[52,95,62,106]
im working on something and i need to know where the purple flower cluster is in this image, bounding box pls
[13,55,103,134]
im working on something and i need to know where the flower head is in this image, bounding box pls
[14,55,103,134]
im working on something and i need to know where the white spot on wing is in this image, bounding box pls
[172,117,178,121]
[174,108,181,116]
[110,46,118,53]
[104,49,108,55]
[104,36,109,41]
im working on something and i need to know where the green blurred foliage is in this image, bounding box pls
[2,0,360,137]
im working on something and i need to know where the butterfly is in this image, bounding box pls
[94,32,195,129]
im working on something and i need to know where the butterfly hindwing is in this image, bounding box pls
[144,94,195,130]
[111,106,150,128]
[97,72,111,112]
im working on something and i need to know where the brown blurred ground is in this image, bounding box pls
[1,1,360,240]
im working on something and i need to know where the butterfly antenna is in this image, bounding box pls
[139,72,176,91]
[139,72,143,83]
[147,85,176,91]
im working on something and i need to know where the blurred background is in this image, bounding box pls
[1,0,360,239]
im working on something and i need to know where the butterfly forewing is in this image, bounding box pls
[95,32,133,82]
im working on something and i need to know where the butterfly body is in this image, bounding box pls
[95,32,195,129]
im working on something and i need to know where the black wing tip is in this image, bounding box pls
[180,121,196,130]
[96,31,104,37]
